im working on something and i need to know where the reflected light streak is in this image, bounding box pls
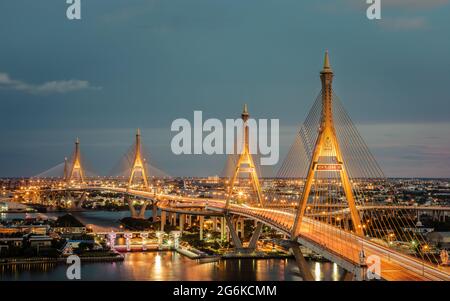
[314,262,321,281]
[154,254,162,277]
[332,263,339,281]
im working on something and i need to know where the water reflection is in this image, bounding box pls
[0,252,346,281]
[314,262,321,281]
[333,263,339,281]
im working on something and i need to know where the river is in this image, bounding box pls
[0,251,345,281]
[0,211,346,281]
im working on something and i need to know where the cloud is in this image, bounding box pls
[0,72,101,95]
[379,16,428,30]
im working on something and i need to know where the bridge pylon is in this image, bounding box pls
[126,129,150,219]
[225,104,264,209]
[66,138,85,185]
[128,128,149,190]
[291,51,363,238]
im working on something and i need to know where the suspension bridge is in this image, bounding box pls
[19,52,450,281]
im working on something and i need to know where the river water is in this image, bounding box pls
[0,252,345,281]
[0,211,346,281]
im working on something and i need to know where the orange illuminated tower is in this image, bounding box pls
[225,104,264,208]
[291,51,363,237]
[128,128,149,190]
[66,138,85,184]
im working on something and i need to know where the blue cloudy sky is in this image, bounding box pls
[0,0,449,178]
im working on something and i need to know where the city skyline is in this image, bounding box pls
[1,0,450,177]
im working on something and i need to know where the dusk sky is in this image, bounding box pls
[0,0,449,178]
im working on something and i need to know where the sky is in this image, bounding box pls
[0,0,449,178]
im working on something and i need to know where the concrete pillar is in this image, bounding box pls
[169,212,175,226]
[161,211,166,232]
[248,222,263,251]
[220,217,226,240]
[291,243,314,281]
[224,215,243,249]
[199,216,204,240]
[137,202,148,219]
[126,195,137,218]
[179,214,185,233]
[235,218,244,239]
[187,215,192,227]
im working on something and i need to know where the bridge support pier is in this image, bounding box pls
[220,217,226,241]
[137,202,147,219]
[223,215,264,252]
[225,215,243,249]
[187,215,192,227]
[290,242,314,281]
[125,195,137,218]
[161,211,166,232]
[80,191,88,209]
[65,191,88,209]
[248,222,263,251]
[170,213,176,226]
[199,216,204,240]
[65,191,74,208]
[125,195,147,219]
[179,214,185,233]
[235,218,245,239]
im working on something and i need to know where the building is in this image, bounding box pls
[426,232,450,249]
[52,214,86,236]
[28,236,53,248]
[0,237,23,248]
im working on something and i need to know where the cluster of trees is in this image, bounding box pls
[120,217,158,231]
[181,232,231,255]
